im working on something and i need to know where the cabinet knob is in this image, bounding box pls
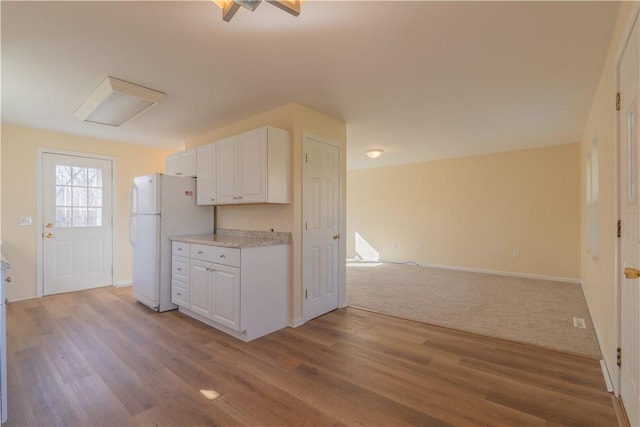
[176,172,183,175]
[233,196,238,200]
[198,251,203,255]
[177,248,182,251]
[5,277,10,283]
[177,292,182,296]
[211,198,215,201]
[238,196,243,199]
[219,254,226,259]
[177,268,182,272]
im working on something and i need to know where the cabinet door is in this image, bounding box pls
[216,135,238,204]
[190,260,212,318]
[196,143,216,205]
[176,148,197,177]
[238,128,267,204]
[165,153,179,176]
[211,264,241,331]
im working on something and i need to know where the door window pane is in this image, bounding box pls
[55,165,103,228]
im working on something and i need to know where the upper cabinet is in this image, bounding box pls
[166,148,197,177]
[199,126,289,206]
[196,142,216,206]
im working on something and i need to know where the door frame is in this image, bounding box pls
[36,148,118,297]
[615,2,640,396]
[301,132,347,323]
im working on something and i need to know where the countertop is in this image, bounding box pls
[171,229,291,248]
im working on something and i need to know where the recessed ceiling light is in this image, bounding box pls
[74,77,165,127]
[366,149,384,159]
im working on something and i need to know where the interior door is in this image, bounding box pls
[42,153,113,295]
[619,16,640,427]
[303,136,340,321]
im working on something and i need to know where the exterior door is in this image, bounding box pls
[42,153,113,295]
[619,15,640,427]
[303,136,340,321]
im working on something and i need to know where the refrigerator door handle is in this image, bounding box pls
[129,184,137,247]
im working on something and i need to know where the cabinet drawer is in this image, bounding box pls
[172,280,189,306]
[191,244,240,267]
[172,256,189,282]
[172,241,190,256]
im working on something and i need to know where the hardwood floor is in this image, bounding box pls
[6,286,619,426]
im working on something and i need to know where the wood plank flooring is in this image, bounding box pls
[6,286,619,426]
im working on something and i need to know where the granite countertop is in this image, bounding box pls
[171,229,291,248]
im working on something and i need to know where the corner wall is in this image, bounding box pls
[347,144,581,280]
[1,125,171,301]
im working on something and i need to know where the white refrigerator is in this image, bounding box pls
[129,173,213,312]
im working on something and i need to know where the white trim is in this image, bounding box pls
[115,280,131,288]
[613,4,640,397]
[36,148,118,296]
[380,259,581,284]
[601,359,615,393]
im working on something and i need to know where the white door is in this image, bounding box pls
[42,153,113,295]
[303,136,340,321]
[619,16,640,427]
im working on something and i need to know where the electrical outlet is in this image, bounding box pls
[418,242,424,250]
[273,218,281,229]
[513,248,520,257]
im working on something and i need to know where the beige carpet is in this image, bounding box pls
[347,261,601,358]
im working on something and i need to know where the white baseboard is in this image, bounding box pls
[114,280,131,288]
[373,258,581,284]
[580,281,617,393]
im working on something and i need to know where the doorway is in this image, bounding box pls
[39,151,114,295]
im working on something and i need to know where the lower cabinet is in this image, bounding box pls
[170,240,288,341]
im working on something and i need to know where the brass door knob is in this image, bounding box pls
[45,223,53,228]
[624,266,640,279]
[333,233,341,240]
[45,232,54,239]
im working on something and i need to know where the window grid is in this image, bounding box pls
[55,165,103,228]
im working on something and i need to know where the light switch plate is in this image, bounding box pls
[19,216,33,226]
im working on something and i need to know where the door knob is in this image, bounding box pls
[45,232,54,239]
[333,233,341,240]
[45,223,53,228]
[624,266,640,279]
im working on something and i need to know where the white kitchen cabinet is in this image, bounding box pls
[166,147,197,177]
[196,142,216,205]
[214,126,289,205]
[190,259,213,318]
[170,238,288,342]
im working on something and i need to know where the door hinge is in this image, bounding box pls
[305,153,308,163]
[305,221,308,231]
[617,220,621,238]
[616,92,621,111]
[617,347,622,367]
[305,289,308,299]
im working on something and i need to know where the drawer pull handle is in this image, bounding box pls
[198,251,203,255]
[177,268,181,272]
[177,292,182,296]
[220,255,226,259]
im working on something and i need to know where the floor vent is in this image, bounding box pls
[573,317,586,329]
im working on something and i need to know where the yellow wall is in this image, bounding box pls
[1,125,171,301]
[347,144,580,279]
[185,103,347,323]
[580,2,636,385]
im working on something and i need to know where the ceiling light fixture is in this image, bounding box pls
[74,76,165,127]
[366,149,384,159]
[212,0,302,22]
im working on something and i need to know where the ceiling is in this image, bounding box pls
[1,1,620,170]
